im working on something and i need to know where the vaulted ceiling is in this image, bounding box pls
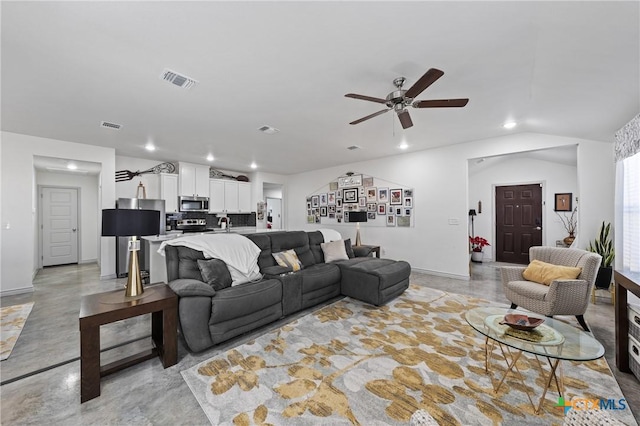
[2,1,638,175]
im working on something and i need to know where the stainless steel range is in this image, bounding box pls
[176,218,207,233]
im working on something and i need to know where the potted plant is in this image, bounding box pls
[588,221,615,289]
[469,236,490,263]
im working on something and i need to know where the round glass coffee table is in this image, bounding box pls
[465,306,604,414]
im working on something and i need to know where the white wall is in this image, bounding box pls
[468,155,578,261]
[1,132,116,295]
[286,132,615,279]
[36,171,100,264]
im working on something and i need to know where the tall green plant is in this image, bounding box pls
[588,221,615,267]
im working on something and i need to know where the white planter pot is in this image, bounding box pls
[471,251,484,263]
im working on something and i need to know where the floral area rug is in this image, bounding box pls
[0,302,34,361]
[181,286,636,425]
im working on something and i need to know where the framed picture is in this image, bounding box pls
[367,187,377,203]
[390,189,403,205]
[367,212,376,220]
[306,202,311,209]
[328,192,336,205]
[307,215,315,224]
[320,193,328,206]
[320,206,327,217]
[329,213,335,219]
[329,181,339,191]
[387,205,394,215]
[554,193,572,211]
[367,203,377,212]
[343,188,358,203]
[397,216,410,227]
[404,197,413,208]
[328,205,336,213]
[395,207,403,216]
[359,197,367,207]
[378,188,389,203]
[359,186,366,197]
[311,195,319,208]
[336,189,343,199]
[363,177,374,187]
[377,204,386,215]
[404,188,413,198]
[387,215,396,226]
[338,174,362,188]
[336,199,343,208]
[404,208,411,216]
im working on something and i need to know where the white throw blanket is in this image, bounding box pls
[317,228,342,243]
[158,234,262,285]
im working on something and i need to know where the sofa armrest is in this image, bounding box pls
[353,246,375,257]
[169,279,216,297]
[546,279,591,314]
[262,265,293,276]
[500,266,526,285]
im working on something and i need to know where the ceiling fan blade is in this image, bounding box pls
[345,93,387,104]
[413,98,469,108]
[404,68,445,99]
[349,108,390,125]
[397,110,413,129]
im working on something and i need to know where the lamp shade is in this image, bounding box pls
[347,211,368,223]
[102,209,160,237]
[468,209,477,216]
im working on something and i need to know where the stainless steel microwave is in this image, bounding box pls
[179,196,209,212]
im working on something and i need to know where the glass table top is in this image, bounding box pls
[465,307,605,361]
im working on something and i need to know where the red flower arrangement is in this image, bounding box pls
[469,236,490,252]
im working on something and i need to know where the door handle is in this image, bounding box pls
[535,227,541,230]
[72,228,77,232]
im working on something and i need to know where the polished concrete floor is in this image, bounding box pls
[0,262,638,424]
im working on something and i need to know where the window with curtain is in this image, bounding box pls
[621,153,640,272]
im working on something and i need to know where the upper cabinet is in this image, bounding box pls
[209,179,252,213]
[159,173,179,213]
[179,162,209,197]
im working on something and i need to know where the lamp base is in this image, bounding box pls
[355,223,362,246]
[125,237,144,298]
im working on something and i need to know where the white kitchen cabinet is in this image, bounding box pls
[209,179,252,213]
[209,179,225,213]
[179,162,209,197]
[159,173,179,213]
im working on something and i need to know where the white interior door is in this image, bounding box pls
[42,187,78,266]
[266,197,282,230]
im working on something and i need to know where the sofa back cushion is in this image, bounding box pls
[164,245,206,282]
[245,233,275,270]
[308,231,325,263]
[269,231,316,267]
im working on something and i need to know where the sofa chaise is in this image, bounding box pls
[164,230,410,352]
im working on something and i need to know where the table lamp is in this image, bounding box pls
[102,209,160,297]
[347,211,368,246]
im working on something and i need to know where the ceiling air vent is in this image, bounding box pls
[347,145,361,150]
[258,125,279,134]
[101,121,122,130]
[160,68,198,89]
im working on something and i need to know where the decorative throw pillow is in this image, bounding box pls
[523,259,582,286]
[344,238,355,259]
[272,249,303,272]
[321,239,349,263]
[197,258,233,291]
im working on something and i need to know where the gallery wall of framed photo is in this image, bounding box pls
[305,173,414,227]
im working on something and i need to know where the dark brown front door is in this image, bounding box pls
[496,184,543,264]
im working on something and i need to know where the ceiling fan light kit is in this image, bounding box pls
[345,67,469,129]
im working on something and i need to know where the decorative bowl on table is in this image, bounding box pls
[500,314,544,331]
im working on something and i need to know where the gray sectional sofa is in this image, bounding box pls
[165,230,410,352]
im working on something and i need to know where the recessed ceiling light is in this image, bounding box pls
[250,162,257,169]
[398,141,409,150]
[206,154,214,162]
[145,142,156,151]
[67,163,78,170]
[503,121,517,129]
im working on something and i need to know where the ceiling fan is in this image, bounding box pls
[345,68,469,129]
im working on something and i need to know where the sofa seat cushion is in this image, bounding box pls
[505,280,549,301]
[209,279,282,324]
[300,263,341,294]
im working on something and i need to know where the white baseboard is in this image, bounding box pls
[1,286,35,297]
[79,259,97,265]
[101,273,117,280]
[411,267,470,280]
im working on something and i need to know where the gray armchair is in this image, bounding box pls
[501,246,602,331]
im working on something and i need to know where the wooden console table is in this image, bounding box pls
[614,269,640,372]
[79,284,177,402]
